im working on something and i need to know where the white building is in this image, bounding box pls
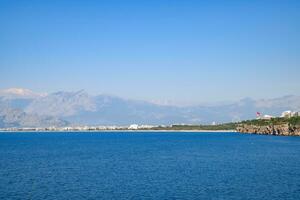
[261,115,273,120]
[128,124,139,130]
[281,110,292,118]
[139,125,154,129]
[280,111,299,118]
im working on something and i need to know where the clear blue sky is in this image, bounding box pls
[1,0,299,104]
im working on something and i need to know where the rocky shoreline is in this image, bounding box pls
[236,124,300,136]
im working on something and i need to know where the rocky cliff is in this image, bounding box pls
[236,124,300,136]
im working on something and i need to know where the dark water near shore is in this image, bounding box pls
[0,132,299,200]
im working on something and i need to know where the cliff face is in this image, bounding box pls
[236,124,300,136]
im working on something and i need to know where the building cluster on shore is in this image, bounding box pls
[257,110,299,120]
[0,124,159,132]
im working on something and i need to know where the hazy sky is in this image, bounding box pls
[1,0,299,105]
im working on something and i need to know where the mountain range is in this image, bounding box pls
[0,88,299,128]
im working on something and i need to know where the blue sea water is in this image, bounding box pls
[0,132,299,200]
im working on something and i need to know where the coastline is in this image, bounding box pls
[0,129,237,133]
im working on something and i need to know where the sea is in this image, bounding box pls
[0,132,299,200]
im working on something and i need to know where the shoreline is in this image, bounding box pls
[0,129,237,133]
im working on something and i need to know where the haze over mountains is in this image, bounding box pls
[0,88,299,128]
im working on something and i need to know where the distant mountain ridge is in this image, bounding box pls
[0,106,68,128]
[0,88,299,127]
[25,90,96,117]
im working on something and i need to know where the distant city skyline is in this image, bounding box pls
[1,0,299,105]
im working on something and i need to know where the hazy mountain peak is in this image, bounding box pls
[255,95,300,110]
[0,88,47,99]
[25,89,96,117]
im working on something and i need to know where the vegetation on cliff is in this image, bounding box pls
[238,116,300,126]
[146,117,300,133]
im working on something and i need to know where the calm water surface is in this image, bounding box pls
[0,132,299,200]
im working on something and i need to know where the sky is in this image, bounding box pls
[0,0,299,105]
